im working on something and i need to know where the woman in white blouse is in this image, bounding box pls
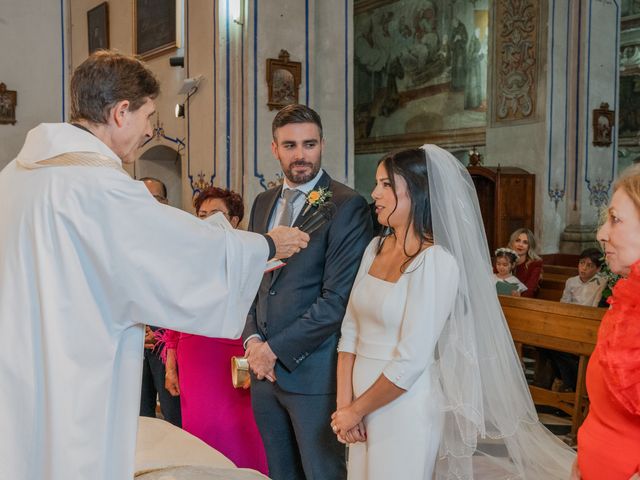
[331,146,575,479]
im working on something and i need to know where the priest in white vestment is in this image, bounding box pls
[0,51,308,480]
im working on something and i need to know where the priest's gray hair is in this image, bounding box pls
[69,50,160,124]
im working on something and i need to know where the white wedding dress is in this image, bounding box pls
[338,241,459,480]
[338,145,575,479]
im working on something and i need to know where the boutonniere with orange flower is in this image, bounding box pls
[302,187,332,216]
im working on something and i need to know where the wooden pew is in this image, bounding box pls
[544,265,578,277]
[542,253,580,268]
[499,295,605,436]
[537,266,578,301]
[536,274,569,302]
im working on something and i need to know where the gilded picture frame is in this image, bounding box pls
[0,83,17,125]
[266,50,301,111]
[593,103,614,147]
[133,0,178,60]
[87,2,110,54]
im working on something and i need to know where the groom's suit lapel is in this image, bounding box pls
[290,172,331,229]
[270,172,332,287]
[256,187,282,235]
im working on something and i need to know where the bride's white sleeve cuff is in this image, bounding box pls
[382,248,459,391]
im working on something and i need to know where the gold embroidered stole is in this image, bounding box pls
[23,152,128,176]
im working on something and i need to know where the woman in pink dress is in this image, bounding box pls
[161,187,268,474]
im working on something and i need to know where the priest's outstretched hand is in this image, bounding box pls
[266,226,309,259]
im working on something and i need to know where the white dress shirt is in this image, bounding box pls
[269,168,325,229]
[560,274,606,307]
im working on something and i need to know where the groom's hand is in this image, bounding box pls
[246,338,278,382]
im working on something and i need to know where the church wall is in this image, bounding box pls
[68,0,187,208]
[470,0,571,253]
[485,0,620,255]
[486,0,552,251]
[181,0,217,208]
[570,0,619,226]
[554,0,619,254]
[488,0,619,254]
[176,0,353,213]
[0,0,66,169]
[352,0,621,255]
[544,0,574,253]
[14,1,623,252]
[240,0,354,205]
[65,1,352,213]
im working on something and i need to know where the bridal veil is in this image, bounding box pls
[422,144,575,479]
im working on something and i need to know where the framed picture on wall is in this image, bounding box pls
[266,50,301,111]
[134,0,178,60]
[87,2,109,54]
[593,103,614,147]
[0,83,17,125]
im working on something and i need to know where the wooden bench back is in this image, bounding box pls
[541,253,580,268]
[537,271,572,301]
[499,296,604,356]
[537,265,579,302]
[544,265,578,277]
[499,295,606,437]
[537,287,563,301]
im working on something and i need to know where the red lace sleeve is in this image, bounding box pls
[516,260,543,298]
[598,261,640,416]
[154,329,180,363]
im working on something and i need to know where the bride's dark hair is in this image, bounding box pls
[376,148,433,271]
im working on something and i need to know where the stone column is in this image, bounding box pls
[557,0,619,254]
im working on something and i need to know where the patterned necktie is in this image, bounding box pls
[278,189,303,226]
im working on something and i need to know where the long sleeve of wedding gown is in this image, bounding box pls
[337,300,359,354]
[338,240,377,354]
[382,246,459,391]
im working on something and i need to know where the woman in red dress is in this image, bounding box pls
[574,165,640,480]
[508,228,543,297]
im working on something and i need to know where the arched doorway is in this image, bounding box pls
[136,145,183,209]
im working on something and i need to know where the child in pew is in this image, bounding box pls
[494,247,528,296]
[549,248,607,392]
[560,247,606,307]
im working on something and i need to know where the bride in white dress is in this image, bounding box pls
[331,146,575,479]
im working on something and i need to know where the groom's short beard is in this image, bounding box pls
[284,160,321,184]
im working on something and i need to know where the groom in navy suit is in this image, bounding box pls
[243,105,372,480]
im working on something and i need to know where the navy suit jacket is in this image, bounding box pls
[243,171,373,395]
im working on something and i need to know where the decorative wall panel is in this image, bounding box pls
[494,0,540,123]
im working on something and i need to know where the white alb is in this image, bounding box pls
[0,123,269,480]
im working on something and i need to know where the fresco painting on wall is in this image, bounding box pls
[87,2,109,54]
[354,0,489,154]
[621,0,640,17]
[266,50,301,111]
[134,0,177,60]
[0,83,17,125]
[619,25,640,142]
[618,9,640,172]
